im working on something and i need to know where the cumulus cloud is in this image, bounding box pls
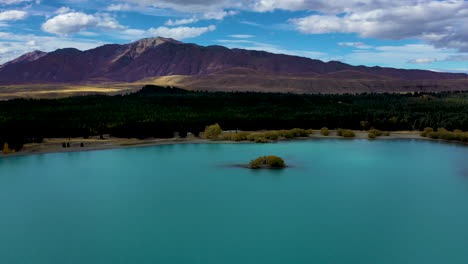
[0,10,27,21]
[112,0,239,23]
[116,0,417,15]
[115,0,241,13]
[42,12,125,35]
[165,17,198,26]
[252,0,417,13]
[407,58,438,64]
[290,0,468,52]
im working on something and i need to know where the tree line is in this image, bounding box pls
[1,85,467,150]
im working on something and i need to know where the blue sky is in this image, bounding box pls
[1,0,468,73]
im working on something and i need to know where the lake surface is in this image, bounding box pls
[1,139,468,264]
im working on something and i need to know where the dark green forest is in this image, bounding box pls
[1,85,467,150]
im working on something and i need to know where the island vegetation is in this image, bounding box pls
[1,85,467,152]
[248,156,286,169]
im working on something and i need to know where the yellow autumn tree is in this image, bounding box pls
[2,143,12,154]
[204,123,223,139]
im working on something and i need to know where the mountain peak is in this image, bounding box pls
[118,37,184,59]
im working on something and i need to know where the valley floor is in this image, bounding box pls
[1,130,464,158]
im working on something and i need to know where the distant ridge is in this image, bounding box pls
[0,36,467,94]
[0,50,47,69]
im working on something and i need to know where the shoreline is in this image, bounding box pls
[1,130,466,158]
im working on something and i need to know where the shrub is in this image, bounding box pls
[420,127,434,137]
[268,156,286,168]
[247,133,261,141]
[369,129,383,137]
[338,129,355,138]
[249,155,286,169]
[336,128,343,136]
[279,130,294,138]
[222,132,250,141]
[383,131,390,136]
[279,128,311,138]
[343,130,356,137]
[232,132,250,141]
[320,127,329,136]
[428,131,439,139]
[263,131,280,140]
[424,129,468,142]
[204,123,223,139]
[460,132,468,142]
[368,132,376,139]
[255,137,269,143]
[222,133,233,140]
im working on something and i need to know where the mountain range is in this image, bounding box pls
[1,37,467,94]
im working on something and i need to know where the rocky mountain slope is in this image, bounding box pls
[0,37,467,94]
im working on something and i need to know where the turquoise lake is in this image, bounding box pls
[1,139,468,264]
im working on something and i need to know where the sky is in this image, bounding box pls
[1,0,468,73]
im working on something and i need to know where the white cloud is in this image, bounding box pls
[55,7,74,14]
[0,0,30,4]
[229,34,254,38]
[147,25,216,40]
[0,10,27,21]
[407,58,438,64]
[116,0,242,13]
[165,17,198,26]
[444,55,468,62]
[78,31,99,36]
[202,10,237,20]
[252,0,417,13]
[290,0,468,52]
[113,0,239,22]
[216,39,328,60]
[343,44,459,68]
[0,31,106,64]
[338,42,372,49]
[121,28,146,36]
[217,39,254,44]
[115,0,414,14]
[42,12,125,35]
[117,25,216,40]
[107,3,136,11]
[432,68,468,73]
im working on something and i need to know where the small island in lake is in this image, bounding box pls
[248,156,286,169]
